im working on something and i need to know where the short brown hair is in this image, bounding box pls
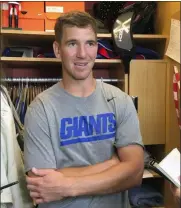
[54,11,97,43]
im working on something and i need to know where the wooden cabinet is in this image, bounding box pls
[129,60,167,145]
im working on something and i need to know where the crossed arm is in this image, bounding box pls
[27,145,144,204]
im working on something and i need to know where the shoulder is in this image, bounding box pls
[100,82,131,104]
[26,83,61,118]
[101,82,123,94]
[100,82,136,120]
[29,82,60,109]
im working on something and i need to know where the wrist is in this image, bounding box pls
[65,177,78,197]
[109,158,119,167]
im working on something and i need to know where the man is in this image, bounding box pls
[172,186,180,206]
[24,11,144,208]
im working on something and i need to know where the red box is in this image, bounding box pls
[45,2,85,32]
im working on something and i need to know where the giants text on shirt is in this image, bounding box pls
[60,113,116,146]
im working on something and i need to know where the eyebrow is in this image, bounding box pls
[65,39,97,44]
[87,40,97,43]
[65,39,77,44]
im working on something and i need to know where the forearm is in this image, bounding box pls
[69,161,144,196]
[57,158,118,177]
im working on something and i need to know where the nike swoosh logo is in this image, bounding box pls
[107,97,116,102]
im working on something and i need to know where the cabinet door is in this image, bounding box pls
[129,60,167,145]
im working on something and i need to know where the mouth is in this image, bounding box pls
[74,62,88,67]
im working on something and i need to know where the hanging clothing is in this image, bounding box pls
[0,85,24,151]
[1,88,33,208]
[6,81,52,124]
[1,124,13,208]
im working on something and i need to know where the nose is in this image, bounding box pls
[76,45,86,58]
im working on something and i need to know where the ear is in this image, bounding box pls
[53,41,61,59]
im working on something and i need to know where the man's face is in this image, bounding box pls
[54,25,98,80]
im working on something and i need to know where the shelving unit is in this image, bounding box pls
[0,28,168,208]
[0,30,167,57]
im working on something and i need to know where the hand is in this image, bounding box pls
[111,153,120,166]
[26,167,74,204]
[171,185,180,205]
[170,176,180,205]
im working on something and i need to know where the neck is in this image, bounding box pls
[60,74,96,98]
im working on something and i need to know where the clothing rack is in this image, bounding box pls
[1,78,124,83]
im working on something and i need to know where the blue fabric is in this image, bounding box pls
[128,184,164,207]
[20,101,27,124]
[15,88,22,111]
[134,46,160,59]
[98,39,114,51]
[97,39,120,59]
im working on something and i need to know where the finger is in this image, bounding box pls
[30,191,40,198]
[175,188,180,198]
[27,184,38,192]
[34,198,44,204]
[170,183,176,195]
[26,176,41,186]
[32,167,55,177]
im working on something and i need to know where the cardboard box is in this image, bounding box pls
[2,2,44,31]
[45,2,85,32]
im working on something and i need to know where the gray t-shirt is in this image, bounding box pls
[24,81,143,208]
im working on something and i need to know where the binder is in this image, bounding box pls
[146,148,180,188]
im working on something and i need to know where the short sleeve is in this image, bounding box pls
[24,98,56,172]
[114,94,144,148]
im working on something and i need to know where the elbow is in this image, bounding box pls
[134,174,143,186]
[133,168,144,187]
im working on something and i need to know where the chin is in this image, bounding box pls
[73,71,92,80]
[73,75,90,80]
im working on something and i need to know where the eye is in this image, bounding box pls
[68,42,76,47]
[87,41,96,47]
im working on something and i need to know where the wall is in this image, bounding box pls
[155,2,180,35]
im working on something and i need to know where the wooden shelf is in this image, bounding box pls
[1,29,169,41]
[133,34,168,40]
[1,57,122,68]
[143,169,161,178]
[1,57,60,63]
[1,29,55,39]
[97,33,168,40]
[1,57,121,63]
